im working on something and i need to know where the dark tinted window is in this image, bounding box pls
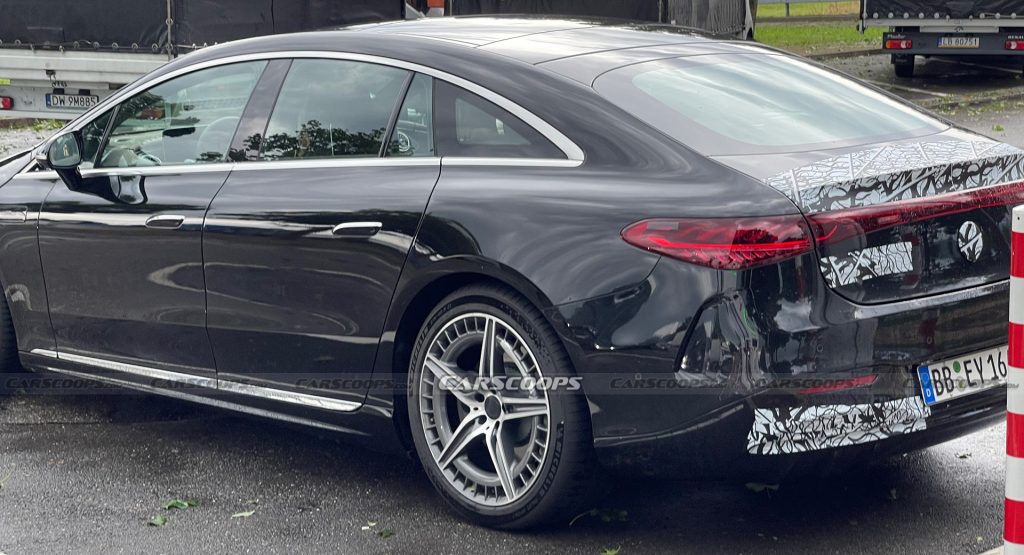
[99,61,266,167]
[387,74,434,158]
[434,81,564,159]
[79,109,112,168]
[594,54,945,156]
[261,60,409,160]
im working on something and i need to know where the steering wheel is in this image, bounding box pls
[197,117,241,162]
[100,147,162,168]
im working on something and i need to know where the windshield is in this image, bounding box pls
[593,53,947,156]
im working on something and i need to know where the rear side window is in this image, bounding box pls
[261,59,410,160]
[434,80,564,159]
[594,54,946,156]
[387,73,435,158]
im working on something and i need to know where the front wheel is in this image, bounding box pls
[407,284,596,529]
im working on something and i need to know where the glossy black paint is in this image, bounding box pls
[204,163,440,402]
[38,170,226,373]
[0,18,1007,470]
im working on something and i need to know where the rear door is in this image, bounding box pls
[203,58,440,406]
[37,60,266,376]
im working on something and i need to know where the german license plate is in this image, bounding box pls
[938,36,980,49]
[45,93,99,109]
[917,345,1007,406]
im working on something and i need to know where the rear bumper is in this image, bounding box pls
[593,384,1006,477]
[552,247,1010,474]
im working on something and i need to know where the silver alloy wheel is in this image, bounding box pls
[418,312,552,507]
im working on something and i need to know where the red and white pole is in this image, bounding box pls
[1007,207,1024,553]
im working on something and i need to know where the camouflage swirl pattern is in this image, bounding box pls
[765,139,1024,214]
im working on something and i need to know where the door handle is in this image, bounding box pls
[332,221,382,237]
[145,214,185,230]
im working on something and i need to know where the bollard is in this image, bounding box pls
[1007,206,1024,553]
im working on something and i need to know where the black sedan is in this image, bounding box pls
[0,17,1014,529]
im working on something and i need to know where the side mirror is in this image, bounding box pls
[46,133,85,191]
[47,133,82,170]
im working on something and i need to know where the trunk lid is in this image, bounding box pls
[750,136,1024,304]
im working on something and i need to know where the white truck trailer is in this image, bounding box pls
[0,0,408,120]
[861,0,1024,77]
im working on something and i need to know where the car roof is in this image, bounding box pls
[350,16,768,84]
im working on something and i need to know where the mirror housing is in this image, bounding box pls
[45,132,85,191]
[47,133,82,170]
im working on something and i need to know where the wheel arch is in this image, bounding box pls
[381,258,587,452]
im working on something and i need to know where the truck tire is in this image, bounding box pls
[893,56,915,78]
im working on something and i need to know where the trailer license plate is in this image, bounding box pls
[45,93,99,110]
[938,36,980,49]
[917,345,1007,406]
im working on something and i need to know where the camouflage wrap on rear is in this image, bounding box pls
[765,139,1024,214]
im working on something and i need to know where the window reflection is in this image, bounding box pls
[260,60,410,161]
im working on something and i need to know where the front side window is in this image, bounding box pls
[98,61,266,168]
[78,109,112,169]
[260,60,410,160]
[434,81,564,159]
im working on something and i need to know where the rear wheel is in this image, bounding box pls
[407,284,596,529]
[0,294,19,386]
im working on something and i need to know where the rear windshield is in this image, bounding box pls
[593,53,946,156]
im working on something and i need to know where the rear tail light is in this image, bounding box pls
[621,216,812,270]
[884,39,913,49]
[0,97,11,110]
[798,374,878,395]
[807,180,1024,246]
[1008,40,1024,50]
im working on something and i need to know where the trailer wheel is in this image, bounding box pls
[893,55,915,78]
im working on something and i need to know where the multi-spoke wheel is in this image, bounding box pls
[408,284,596,529]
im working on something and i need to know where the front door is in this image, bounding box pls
[37,60,268,376]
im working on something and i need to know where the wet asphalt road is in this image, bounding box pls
[0,58,1022,555]
[0,394,1008,555]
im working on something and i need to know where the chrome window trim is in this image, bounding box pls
[442,157,584,168]
[29,349,361,413]
[231,157,442,171]
[60,50,585,164]
[14,154,582,182]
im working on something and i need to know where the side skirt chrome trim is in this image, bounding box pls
[28,349,361,413]
[217,380,362,412]
[31,365,366,436]
[57,351,218,388]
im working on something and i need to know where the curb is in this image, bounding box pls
[807,48,884,60]
[920,90,1024,110]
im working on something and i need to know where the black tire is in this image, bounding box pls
[0,293,20,384]
[407,284,597,529]
[894,59,915,78]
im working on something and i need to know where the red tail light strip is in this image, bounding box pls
[621,180,1024,270]
[807,180,1024,246]
[621,216,811,270]
[798,374,878,395]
